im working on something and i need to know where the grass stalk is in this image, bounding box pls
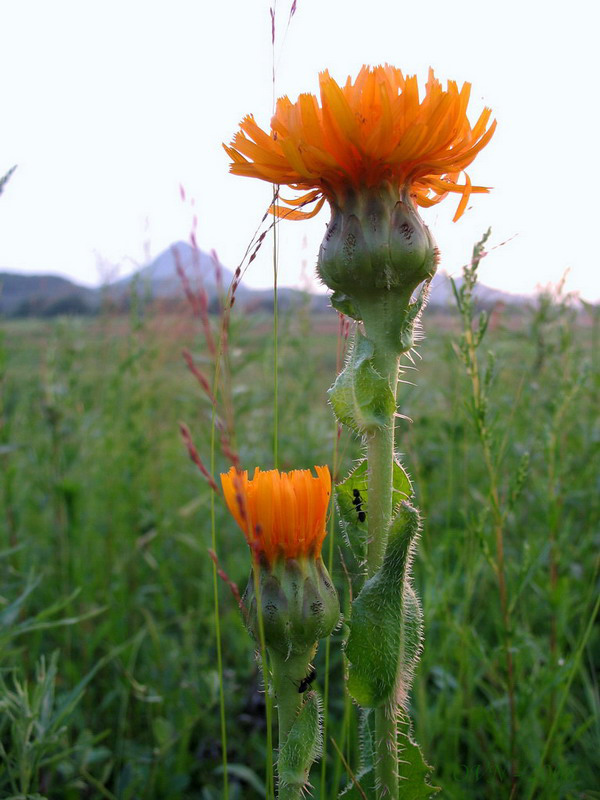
[525,564,600,800]
[209,419,229,800]
[465,322,518,786]
[208,336,229,800]
[272,196,279,469]
[454,233,519,792]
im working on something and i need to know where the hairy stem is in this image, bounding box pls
[376,703,399,798]
[360,295,402,579]
[368,391,400,797]
[270,648,315,800]
[361,296,403,798]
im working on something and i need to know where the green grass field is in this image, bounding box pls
[1,288,598,799]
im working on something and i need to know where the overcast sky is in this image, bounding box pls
[1,0,598,300]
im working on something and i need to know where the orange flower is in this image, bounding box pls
[225,65,496,222]
[220,466,331,563]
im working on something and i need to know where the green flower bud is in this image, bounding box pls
[317,182,438,303]
[243,556,339,657]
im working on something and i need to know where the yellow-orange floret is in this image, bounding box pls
[220,466,331,564]
[224,65,496,222]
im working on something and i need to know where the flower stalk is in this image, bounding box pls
[224,63,496,799]
[269,649,315,744]
[364,346,399,579]
[363,343,400,798]
[220,467,339,798]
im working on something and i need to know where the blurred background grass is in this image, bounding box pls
[0,284,598,799]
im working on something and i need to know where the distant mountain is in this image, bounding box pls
[107,242,326,312]
[1,244,531,319]
[109,241,238,300]
[0,272,97,317]
[0,166,17,199]
[427,270,528,308]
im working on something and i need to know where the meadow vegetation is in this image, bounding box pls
[0,277,598,799]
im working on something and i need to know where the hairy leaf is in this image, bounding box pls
[335,459,413,591]
[329,331,396,434]
[278,691,322,791]
[339,709,375,797]
[345,503,423,708]
[339,713,440,799]
[330,290,362,320]
[397,717,440,798]
[339,765,375,799]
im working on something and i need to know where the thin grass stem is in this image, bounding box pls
[272,194,279,469]
[209,339,229,800]
[525,563,600,800]
[463,316,519,792]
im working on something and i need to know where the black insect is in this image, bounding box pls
[297,669,317,694]
[352,488,367,523]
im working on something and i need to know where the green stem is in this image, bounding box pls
[376,703,399,798]
[359,294,402,579]
[365,417,396,578]
[360,294,404,798]
[270,649,314,741]
[250,566,275,799]
[270,648,315,800]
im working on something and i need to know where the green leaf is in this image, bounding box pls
[152,717,176,750]
[330,291,362,320]
[278,691,322,791]
[339,765,375,798]
[397,717,440,799]
[338,707,375,797]
[397,284,430,354]
[339,714,440,799]
[329,331,396,434]
[214,764,266,796]
[335,460,413,592]
[345,503,423,708]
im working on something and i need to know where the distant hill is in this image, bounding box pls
[1,242,530,318]
[107,241,325,312]
[427,270,528,308]
[112,242,527,311]
[109,241,238,300]
[0,272,97,317]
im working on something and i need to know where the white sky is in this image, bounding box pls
[1,0,598,300]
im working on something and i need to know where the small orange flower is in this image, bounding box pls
[220,466,331,563]
[225,65,496,222]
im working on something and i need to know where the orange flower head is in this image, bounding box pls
[220,465,331,564]
[225,65,496,222]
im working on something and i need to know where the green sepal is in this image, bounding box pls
[335,459,413,592]
[345,502,423,708]
[243,557,340,657]
[328,331,396,434]
[278,691,322,790]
